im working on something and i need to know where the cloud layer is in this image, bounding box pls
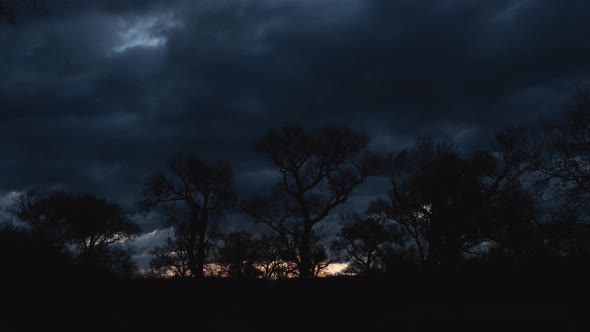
[1,0,589,229]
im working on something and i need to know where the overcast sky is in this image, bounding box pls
[1,1,590,263]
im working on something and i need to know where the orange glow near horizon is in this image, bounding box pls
[141,261,350,278]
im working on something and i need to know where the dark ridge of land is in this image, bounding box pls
[0,273,587,331]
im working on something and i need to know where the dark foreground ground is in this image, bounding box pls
[1,272,588,331]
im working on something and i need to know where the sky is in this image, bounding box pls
[1,0,590,267]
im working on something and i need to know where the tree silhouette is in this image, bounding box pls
[252,233,298,279]
[10,191,139,277]
[331,212,387,275]
[242,184,335,278]
[531,88,590,224]
[214,231,261,279]
[241,185,308,278]
[252,125,370,278]
[331,211,410,276]
[371,129,547,271]
[0,223,73,282]
[527,88,590,261]
[148,236,191,278]
[10,191,74,251]
[472,128,541,266]
[375,138,498,269]
[141,155,236,279]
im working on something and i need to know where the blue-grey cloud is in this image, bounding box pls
[0,0,589,234]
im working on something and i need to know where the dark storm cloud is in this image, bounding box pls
[1,0,589,224]
[147,0,590,155]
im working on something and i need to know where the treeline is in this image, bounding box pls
[2,88,590,282]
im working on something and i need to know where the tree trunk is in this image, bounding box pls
[299,220,313,278]
[186,226,199,278]
[415,238,426,266]
[187,201,206,279]
[195,221,207,279]
[195,201,209,279]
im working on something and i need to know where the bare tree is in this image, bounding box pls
[10,190,73,250]
[371,129,542,270]
[531,87,590,224]
[472,128,540,262]
[252,125,370,278]
[331,212,404,275]
[10,191,140,276]
[241,184,336,278]
[245,126,369,278]
[141,155,235,279]
[252,233,298,279]
[148,237,191,278]
[214,231,261,279]
[523,88,590,259]
[250,126,369,278]
[376,138,496,269]
[241,186,304,278]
